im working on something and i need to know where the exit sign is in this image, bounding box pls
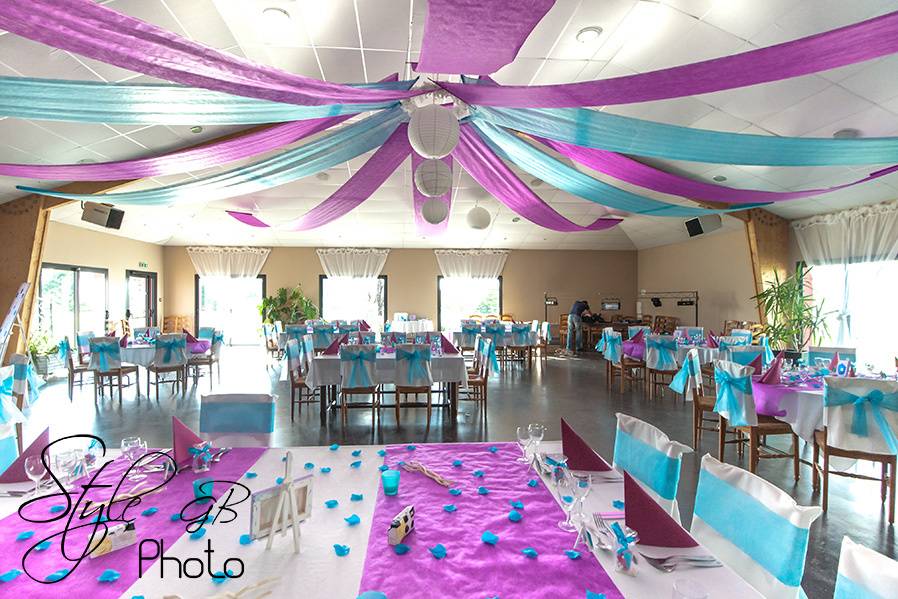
[139,261,148,268]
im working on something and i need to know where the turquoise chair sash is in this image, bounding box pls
[301,336,315,358]
[595,329,606,352]
[824,386,898,454]
[669,352,700,395]
[341,348,376,388]
[396,347,431,386]
[628,325,649,338]
[613,429,682,501]
[761,336,775,364]
[57,338,71,361]
[484,324,505,348]
[540,322,551,344]
[285,326,304,344]
[313,325,333,347]
[647,336,678,371]
[511,324,530,346]
[604,334,622,364]
[730,330,753,343]
[76,333,92,353]
[198,327,215,340]
[713,367,754,427]
[730,349,763,367]
[212,331,225,345]
[338,323,358,334]
[461,323,481,346]
[157,337,187,364]
[91,340,119,371]
[392,332,407,344]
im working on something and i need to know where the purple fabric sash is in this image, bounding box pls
[359,442,622,598]
[412,153,452,236]
[539,137,898,204]
[227,125,411,231]
[0,447,264,598]
[416,0,554,75]
[0,0,421,106]
[452,124,621,231]
[752,378,821,417]
[440,11,898,107]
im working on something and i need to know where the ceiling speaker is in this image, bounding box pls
[81,201,124,230]
[684,214,722,238]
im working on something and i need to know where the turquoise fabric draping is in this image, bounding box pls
[646,337,678,371]
[594,330,606,353]
[0,76,415,125]
[669,353,700,395]
[396,347,430,386]
[613,429,682,501]
[511,324,531,346]
[90,340,119,371]
[713,367,754,427]
[57,338,70,362]
[156,337,186,364]
[461,324,481,347]
[604,334,622,364]
[824,387,898,454]
[17,107,407,206]
[471,106,898,167]
[470,120,765,217]
[313,325,334,348]
[341,349,376,388]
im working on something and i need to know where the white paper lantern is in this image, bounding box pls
[421,198,449,225]
[467,206,491,230]
[414,159,452,197]
[408,104,459,159]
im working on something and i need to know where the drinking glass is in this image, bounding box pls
[54,451,77,491]
[129,440,148,481]
[672,579,709,599]
[556,475,578,532]
[515,426,532,463]
[24,456,46,498]
[528,423,546,456]
[571,473,592,524]
[121,436,142,481]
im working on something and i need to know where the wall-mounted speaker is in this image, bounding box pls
[81,201,124,230]
[684,214,722,237]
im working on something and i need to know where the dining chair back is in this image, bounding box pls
[627,325,650,339]
[337,322,359,334]
[808,346,857,366]
[211,330,224,358]
[312,323,336,349]
[729,328,753,343]
[286,339,302,379]
[197,326,215,340]
[460,321,482,348]
[339,344,378,390]
[134,326,161,339]
[396,344,433,388]
[823,377,898,456]
[273,321,284,335]
[284,324,305,345]
[76,331,94,360]
[199,393,276,447]
[833,536,897,599]
[510,323,531,346]
[301,334,315,376]
[729,346,765,367]
[712,360,758,427]
[645,335,678,371]
[674,326,704,340]
[691,454,821,599]
[88,337,122,372]
[604,329,623,364]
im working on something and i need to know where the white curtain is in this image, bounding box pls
[317,248,389,278]
[434,249,508,278]
[187,246,270,278]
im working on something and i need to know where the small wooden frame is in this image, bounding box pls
[250,452,313,553]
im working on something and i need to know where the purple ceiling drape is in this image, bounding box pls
[228,125,411,231]
[453,124,622,232]
[0,0,422,106]
[412,153,453,236]
[416,0,554,75]
[537,137,898,204]
[440,11,898,107]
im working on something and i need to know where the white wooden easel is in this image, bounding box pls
[266,451,301,553]
[0,283,31,454]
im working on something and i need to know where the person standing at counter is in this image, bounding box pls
[564,299,592,355]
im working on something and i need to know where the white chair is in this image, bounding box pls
[508,323,533,367]
[338,344,379,426]
[691,454,821,599]
[88,336,138,403]
[833,536,898,599]
[394,343,434,424]
[147,333,188,399]
[76,330,95,365]
[627,325,650,339]
[729,328,754,343]
[814,377,898,524]
[717,335,752,360]
[605,329,643,393]
[462,337,492,418]
[670,348,718,449]
[285,338,315,420]
[284,324,306,346]
[807,346,856,367]
[199,393,275,447]
[311,323,336,350]
[729,345,765,367]
[188,329,223,389]
[613,412,692,521]
[134,326,161,339]
[645,334,679,400]
[674,325,704,340]
[537,321,551,365]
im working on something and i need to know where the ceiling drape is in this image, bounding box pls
[187,246,270,278]
[434,250,508,279]
[792,200,898,266]
[317,248,389,278]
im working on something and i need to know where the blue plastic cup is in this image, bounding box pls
[381,469,400,496]
[193,477,214,504]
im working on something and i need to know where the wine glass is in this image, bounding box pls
[24,456,46,498]
[129,440,148,482]
[528,423,546,456]
[515,426,532,463]
[121,436,142,481]
[571,473,592,525]
[556,474,578,532]
[53,451,77,491]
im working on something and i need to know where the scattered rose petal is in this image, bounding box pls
[190,527,207,540]
[141,507,158,517]
[565,549,581,560]
[325,499,339,508]
[321,467,332,474]
[330,444,340,451]
[508,510,523,523]
[522,547,538,559]
[429,543,447,559]
[449,488,462,496]
[393,543,410,555]
[350,493,363,502]
[334,544,350,557]
[527,479,539,488]
[477,486,489,495]
[352,450,362,457]
[97,569,121,583]
[350,461,362,469]
[443,504,457,513]
[344,514,361,526]
[481,531,499,546]
[239,534,253,546]
[510,500,524,509]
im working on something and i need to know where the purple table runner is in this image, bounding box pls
[752,377,822,417]
[0,447,265,597]
[623,340,645,361]
[359,442,622,598]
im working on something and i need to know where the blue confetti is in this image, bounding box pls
[97,569,121,583]
[169,513,181,521]
[393,543,411,555]
[304,462,315,470]
[350,493,364,502]
[16,531,34,541]
[190,528,207,540]
[141,507,158,517]
[329,444,340,451]
[239,534,253,546]
[452,460,463,467]
[276,477,284,485]
[527,479,539,487]
[325,499,339,509]
[334,544,350,557]
[0,569,23,582]
[35,540,51,551]
[406,445,416,451]
[49,505,65,513]
[352,450,362,457]
[472,470,484,478]
[449,488,462,496]
[586,592,607,599]
[488,446,499,453]
[561,495,574,504]
[245,471,258,479]
[211,569,234,585]
[377,449,386,457]
[397,461,406,467]
[565,549,581,560]
[481,531,499,546]
[612,500,625,509]
[378,465,389,472]
[350,461,362,469]
[443,504,457,513]
[510,500,524,509]
[344,514,361,526]
[477,486,489,495]
[281,456,288,462]
[429,544,447,559]
[508,510,523,523]
[522,547,538,559]
[321,467,332,474]
[45,569,69,582]
[359,593,388,599]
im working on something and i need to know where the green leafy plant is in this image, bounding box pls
[27,331,57,357]
[752,264,831,351]
[258,286,318,324]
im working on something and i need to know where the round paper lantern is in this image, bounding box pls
[421,198,449,225]
[467,206,491,230]
[408,104,459,159]
[414,159,452,197]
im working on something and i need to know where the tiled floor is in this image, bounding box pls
[22,345,896,596]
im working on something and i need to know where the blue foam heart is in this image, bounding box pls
[510,500,524,509]
[49,505,65,513]
[377,449,386,457]
[304,462,315,470]
[97,569,121,583]
[34,540,51,551]
[190,527,206,540]
[508,510,523,523]
[406,445,416,451]
[141,507,158,517]
[334,544,351,557]
[452,460,463,467]
[0,569,23,583]
[352,450,362,457]
[239,534,253,546]
[350,493,363,502]
[350,461,362,468]
[565,549,581,560]
[586,592,607,599]
[325,499,339,509]
[477,486,489,495]
[244,471,258,479]
[276,477,284,485]
[443,504,457,513]
[15,531,34,541]
[429,543,447,559]
[169,513,181,521]
[527,479,539,487]
[481,531,499,546]
[378,465,389,472]
[488,446,499,453]
[612,500,625,509]
[321,467,332,474]
[330,444,340,451]
[472,470,484,478]
[45,569,69,582]
[393,543,410,555]
[344,514,361,526]
[211,569,235,585]
[449,488,462,496]
[522,547,538,559]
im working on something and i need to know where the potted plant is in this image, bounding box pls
[259,285,319,324]
[752,264,831,361]
[28,332,63,376]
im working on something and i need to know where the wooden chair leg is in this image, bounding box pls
[749,429,760,474]
[155,372,160,401]
[426,390,432,423]
[812,438,820,490]
[68,371,74,400]
[889,457,896,525]
[691,403,699,449]
[395,390,401,423]
[718,415,727,461]
[118,373,123,404]
[792,434,800,482]
[822,445,830,513]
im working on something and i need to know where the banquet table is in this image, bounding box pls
[752,377,825,443]
[120,341,211,368]
[0,441,759,598]
[388,319,434,334]
[451,330,538,348]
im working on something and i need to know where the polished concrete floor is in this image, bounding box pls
[24,345,896,597]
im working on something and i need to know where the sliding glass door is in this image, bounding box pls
[196,275,266,345]
[37,264,108,343]
[126,270,158,328]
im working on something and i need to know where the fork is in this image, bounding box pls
[639,552,722,572]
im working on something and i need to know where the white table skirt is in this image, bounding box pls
[676,345,719,365]
[120,346,158,368]
[306,353,466,389]
[451,331,537,348]
[389,320,433,334]
[770,387,825,443]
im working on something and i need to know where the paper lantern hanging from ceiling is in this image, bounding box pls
[408,104,459,159]
[414,159,452,197]
[421,198,449,225]
[467,206,491,230]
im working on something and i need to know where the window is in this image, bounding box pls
[319,275,387,331]
[808,260,898,371]
[438,276,502,331]
[35,263,108,344]
[195,275,266,345]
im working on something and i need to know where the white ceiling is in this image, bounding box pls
[2,0,898,250]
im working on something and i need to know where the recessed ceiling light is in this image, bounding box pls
[576,26,603,44]
[833,128,861,139]
[530,178,542,187]
[261,7,291,26]
[190,126,203,134]
[316,172,330,181]
[511,216,521,223]
[712,175,727,182]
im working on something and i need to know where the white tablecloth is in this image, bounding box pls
[676,345,719,365]
[389,320,433,334]
[768,387,825,443]
[306,353,466,388]
[120,345,159,368]
[451,331,537,348]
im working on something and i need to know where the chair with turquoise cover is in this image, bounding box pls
[538,321,551,365]
[188,329,224,390]
[462,337,492,418]
[729,345,765,367]
[338,344,379,427]
[459,320,482,350]
[814,376,898,524]
[394,343,434,424]
[807,346,856,368]
[508,323,534,368]
[197,327,215,340]
[312,322,336,350]
[627,325,650,339]
[833,536,897,599]
[645,334,679,401]
[76,330,94,365]
[261,323,279,359]
[284,324,306,346]
[147,333,188,400]
[59,336,90,399]
[88,336,139,404]
[605,329,643,394]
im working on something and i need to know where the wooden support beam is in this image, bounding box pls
[744,208,791,324]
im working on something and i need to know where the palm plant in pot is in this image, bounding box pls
[752,263,830,361]
[259,285,319,324]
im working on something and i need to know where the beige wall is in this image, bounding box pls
[42,222,165,324]
[637,229,758,332]
[162,246,637,328]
